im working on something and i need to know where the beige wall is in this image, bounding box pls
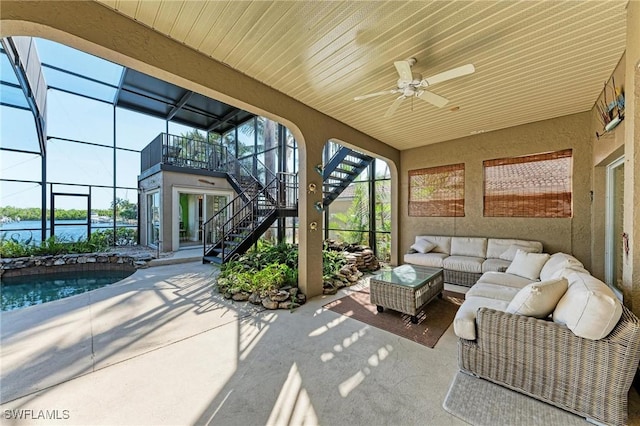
[401,112,593,269]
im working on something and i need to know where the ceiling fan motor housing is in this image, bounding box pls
[397,73,423,88]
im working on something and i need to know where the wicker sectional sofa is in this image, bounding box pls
[404,235,543,287]
[453,251,640,426]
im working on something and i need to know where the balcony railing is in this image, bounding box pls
[140,133,228,173]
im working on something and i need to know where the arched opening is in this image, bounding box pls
[321,140,392,264]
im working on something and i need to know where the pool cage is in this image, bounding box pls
[0,36,391,262]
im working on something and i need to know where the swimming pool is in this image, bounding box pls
[1,270,134,311]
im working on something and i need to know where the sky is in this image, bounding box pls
[0,38,204,211]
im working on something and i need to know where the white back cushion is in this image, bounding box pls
[539,252,584,281]
[486,239,543,259]
[450,237,487,258]
[411,239,436,254]
[415,236,451,254]
[553,272,622,340]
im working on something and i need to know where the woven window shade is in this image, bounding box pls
[409,163,464,217]
[483,149,572,218]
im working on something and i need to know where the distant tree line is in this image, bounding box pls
[1,198,137,221]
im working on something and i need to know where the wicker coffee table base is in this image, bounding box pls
[370,268,444,323]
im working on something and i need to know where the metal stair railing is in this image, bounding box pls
[203,176,278,261]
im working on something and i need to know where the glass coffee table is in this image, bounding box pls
[369,264,444,324]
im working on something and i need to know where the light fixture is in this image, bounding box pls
[308,183,317,193]
[314,201,324,212]
[309,221,318,231]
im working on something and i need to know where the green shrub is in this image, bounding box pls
[0,230,118,258]
[216,243,343,296]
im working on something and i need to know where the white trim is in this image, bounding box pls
[604,155,624,288]
[145,189,161,249]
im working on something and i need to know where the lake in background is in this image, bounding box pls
[0,220,137,244]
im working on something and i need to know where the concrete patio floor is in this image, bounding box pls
[0,262,466,425]
[1,262,639,425]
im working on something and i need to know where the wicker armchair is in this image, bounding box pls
[458,306,640,426]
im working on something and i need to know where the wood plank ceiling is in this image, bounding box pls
[96,0,628,150]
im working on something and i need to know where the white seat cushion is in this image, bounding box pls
[477,271,535,289]
[506,277,568,318]
[450,237,487,258]
[553,272,623,340]
[466,283,521,302]
[482,258,511,273]
[443,256,484,273]
[505,250,550,280]
[539,252,584,281]
[454,296,510,340]
[403,252,448,268]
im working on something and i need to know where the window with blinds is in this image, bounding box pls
[483,149,572,218]
[409,163,464,217]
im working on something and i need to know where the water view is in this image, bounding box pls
[0,220,137,244]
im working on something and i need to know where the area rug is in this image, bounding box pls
[323,289,463,348]
[443,371,586,425]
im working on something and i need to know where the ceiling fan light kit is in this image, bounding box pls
[354,57,475,117]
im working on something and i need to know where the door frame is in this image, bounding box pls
[171,185,233,251]
[604,155,624,293]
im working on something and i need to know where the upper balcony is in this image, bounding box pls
[140,133,228,177]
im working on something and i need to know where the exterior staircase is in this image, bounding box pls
[202,157,281,264]
[322,147,374,206]
[202,146,373,264]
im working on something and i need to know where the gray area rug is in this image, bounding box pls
[443,371,587,425]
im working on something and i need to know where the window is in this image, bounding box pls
[408,164,464,217]
[483,149,572,218]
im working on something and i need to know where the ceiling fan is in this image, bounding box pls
[354,58,475,117]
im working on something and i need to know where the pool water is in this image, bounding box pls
[1,270,134,311]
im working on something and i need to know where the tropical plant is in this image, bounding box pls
[215,242,345,296]
[0,228,127,258]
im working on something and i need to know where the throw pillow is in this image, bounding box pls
[499,244,538,261]
[505,250,550,280]
[506,277,568,318]
[410,239,436,254]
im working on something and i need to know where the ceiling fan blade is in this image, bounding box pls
[417,90,449,108]
[422,64,475,86]
[393,60,414,83]
[384,96,405,118]
[353,90,396,101]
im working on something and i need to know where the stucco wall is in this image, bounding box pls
[589,54,626,281]
[401,112,593,269]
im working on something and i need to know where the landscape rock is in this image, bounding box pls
[262,297,279,310]
[270,290,290,302]
[248,292,262,305]
[232,291,250,301]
